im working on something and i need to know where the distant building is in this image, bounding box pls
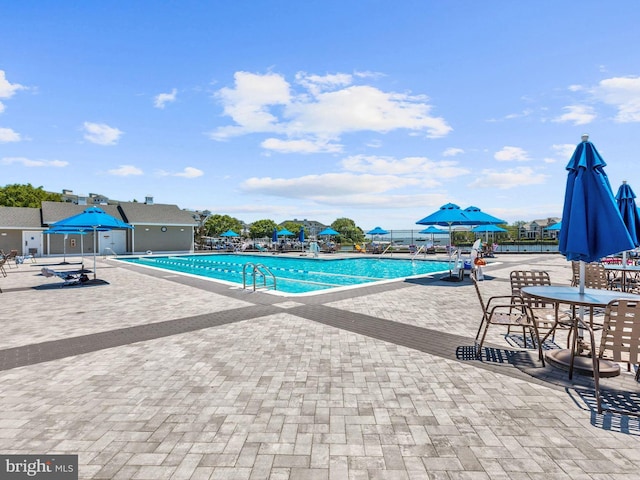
[519,217,561,240]
[281,218,328,237]
[0,193,198,257]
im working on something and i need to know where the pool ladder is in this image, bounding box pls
[242,263,277,291]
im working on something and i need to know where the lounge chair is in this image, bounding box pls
[41,265,88,287]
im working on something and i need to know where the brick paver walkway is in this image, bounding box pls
[1,253,639,479]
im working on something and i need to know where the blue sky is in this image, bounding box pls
[2,1,640,229]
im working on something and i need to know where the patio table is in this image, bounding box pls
[521,285,640,378]
[603,264,640,291]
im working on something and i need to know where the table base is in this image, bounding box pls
[546,349,620,378]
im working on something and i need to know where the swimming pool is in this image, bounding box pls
[119,254,450,295]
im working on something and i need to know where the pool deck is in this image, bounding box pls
[1,253,639,479]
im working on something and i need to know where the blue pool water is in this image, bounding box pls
[119,254,449,294]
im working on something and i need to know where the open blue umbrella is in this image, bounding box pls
[51,206,134,279]
[220,229,239,237]
[366,226,389,235]
[44,226,108,264]
[417,203,477,279]
[472,224,507,244]
[559,135,634,293]
[547,222,562,231]
[318,227,339,236]
[463,206,506,225]
[277,228,295,237]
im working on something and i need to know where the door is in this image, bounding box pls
[22,231,43,256]
[98,230,127,255]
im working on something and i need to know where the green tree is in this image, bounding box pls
[249,219,278,239]
[205,214,244,237]
[280,221,304,237]
[331,218,365,244]
[0,183,62,207]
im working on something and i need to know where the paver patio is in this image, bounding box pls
[0,253,639,479]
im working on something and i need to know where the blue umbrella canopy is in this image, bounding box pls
[318,227,339,236]
[547,222,562,231]
[366,226,389,235]
[559,135,634,268]
[615,181,640,247]
[277,228,295,236]
[220,229,239,237]
[463,206,506,225]
[418,226,444,234]
[51,206,133,279]
[471,224,507,233]
[416,203,474,227]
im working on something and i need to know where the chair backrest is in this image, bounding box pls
[471,269,488,314]
[510,270,552,307]
[599,299,640,365]
[571,261,611,289]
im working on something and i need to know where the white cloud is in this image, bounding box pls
[551,143,576,161]
[0,70,26,113]
[154,88,177,109]
[1,156,68,167]
[0,127,21,143]
[156,166,204,178]
[107,165,143,176]
[261,137,343,154]
[174,167,204,178]
[242,173,419,198]
[591,76,640,122]
[494,146,530,162]
[209,71,452,148]
[341,154,469,179]
[467,166,548,189]
[83,122,123,145]
[442,147,464,157]
[552,105,596,125]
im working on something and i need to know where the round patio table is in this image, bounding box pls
[603,264,640,291]
[521,286,640,378]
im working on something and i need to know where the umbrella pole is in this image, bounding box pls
[93,227,97,280]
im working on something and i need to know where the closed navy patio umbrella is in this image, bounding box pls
[559,135,634,293]
[616,181,640,246]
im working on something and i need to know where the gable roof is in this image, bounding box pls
[41,201,125,225]
[118,202,198,226]
[0,206,43,228]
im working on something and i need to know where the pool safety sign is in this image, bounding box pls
[0,455,77,479]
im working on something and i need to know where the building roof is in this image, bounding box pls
[118,202,198,226]
[0,206,43,228]
[41,201,124,225]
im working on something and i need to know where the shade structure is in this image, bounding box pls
[417,203,478,278]
[547,222,562,231]
[272,228,278,244]
[366,226,389,235]
[471,224,507,233]
[472,224,507,243]
[50,206,133,279]
[559,135,634,294]
[615,181,640,247]
[463,206,506,225]
[318,227,339,236]
[43,228,89,264]
[418,226,445,246]
[220,229,239,237]
[298,227,305,246]
[277,229,295,237]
